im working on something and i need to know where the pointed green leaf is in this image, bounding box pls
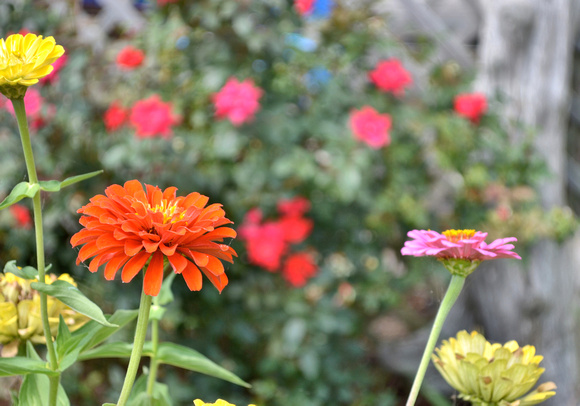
[102,404,117,406]
[155,343,250,387]
[157,272,176,306]
[38,170,104,193]
[77,342,134,361]
[19,374,70,406]
[26,341,42,361]
[127,375,172,406]
[0,182,39,210]
[56,315,72,360]
[3,260,38,279]
[0,357,58,377]
[76,309,139,353]
[31,280,116,327]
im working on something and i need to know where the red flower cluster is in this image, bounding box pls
[294,0,314,15]
[239,197,317,287]
[71,180,237,296]
[349,106,392,149]
[116,46,145,70]
[212,78,263,126]
[454,93,487,123]
[103,95,178,138]
[368,59,412,96]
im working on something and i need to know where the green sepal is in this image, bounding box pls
[3,260,38,279]
[0,182,39,210]
[31,280,117,327]
[38,170,103,192]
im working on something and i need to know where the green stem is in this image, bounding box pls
[146,296,160,396]
[405,274,466,406]
[12,98,60,406]
[117,288,153,406]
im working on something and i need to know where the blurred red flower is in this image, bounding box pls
[277,197,311,217]
[294,0,314,15]
[212,78,263,126]
[349,106,392,149]
[71,180,237,296]
[129,95,178,138]
[104,101,128,132]
[368,59,412,96]
[10,204,32,229]
[282,252,318,287]
[454,93,487,123]
[116,46,145,70]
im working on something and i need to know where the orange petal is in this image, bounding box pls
[142,239,160,253]
[89,250,117,273]
[124,180,144,196]
[190,251,209,267]
[143,251,164,296]
[78,241,102,262]
[167,253,188,274]
[71,229,102,247]
[124,239,143,256]
[200,267,228,293]
[104,255,131,280]
[121,251,150,283]
[181,261,203,291]
[204,255,224,276]
[159,243,177,256]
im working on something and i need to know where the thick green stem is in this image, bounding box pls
[12,98,60,406]
[405,274,466,406]
[116,289,153,406]
[146,297,160,396]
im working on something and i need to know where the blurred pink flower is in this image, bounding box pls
[212,78,263,126]
[277,197,311,217]
[349,106,392,149]
[129,95,179,138]
[368,59,412,96]
[40,54,67,85]
[454,93,487,123]
[116,46,145,70]
[282,252,318,287]
[104,101,128,132]
[294,0,314,15]
[5,87,43,117]
[401,229,521,261]
[245,222,287,272]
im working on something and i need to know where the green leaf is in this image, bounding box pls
[0,357,58,377]
[38,170,104,193]
[3,260,38,279]
[148,305,167,321]
[19,374,70,406]
[31,280,117,327]
[127,375,172,406]
[56,315,72,360]
[155,343,250,388]
[0,182,39,210]
[102,404,117,406]
[78,342,250,387]
[76,309,139,353]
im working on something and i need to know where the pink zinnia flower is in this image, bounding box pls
[401,229,521,277]
[368,59,413,96]
[294,0,314,15]
[454,93,487,123]
[104,101,128,132]
[349,106,392,149]
[5,87,43,117]
[282,252,318,287]
[129,95,179,139]
[116,46,145,70]
[212,78,263,126]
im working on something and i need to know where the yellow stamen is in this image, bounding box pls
[442,229,475,242]
[149,200,185,224]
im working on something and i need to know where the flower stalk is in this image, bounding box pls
[12,97,60,406]
[116,287,153,406]
[405,274,465,406]
[146,296,160,396]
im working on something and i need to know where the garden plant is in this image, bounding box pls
[0,1,573,405]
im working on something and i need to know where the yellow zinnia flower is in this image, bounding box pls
[193,400,256,406]
[0,272,88,357]
[0,33,65,99]
[432,330,556,406]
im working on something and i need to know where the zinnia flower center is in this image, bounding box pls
[442,229,475,243]
[148,201,185,224]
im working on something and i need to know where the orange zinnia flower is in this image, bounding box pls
[71,180,237,296]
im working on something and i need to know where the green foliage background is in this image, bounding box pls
[0,0,574,405]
